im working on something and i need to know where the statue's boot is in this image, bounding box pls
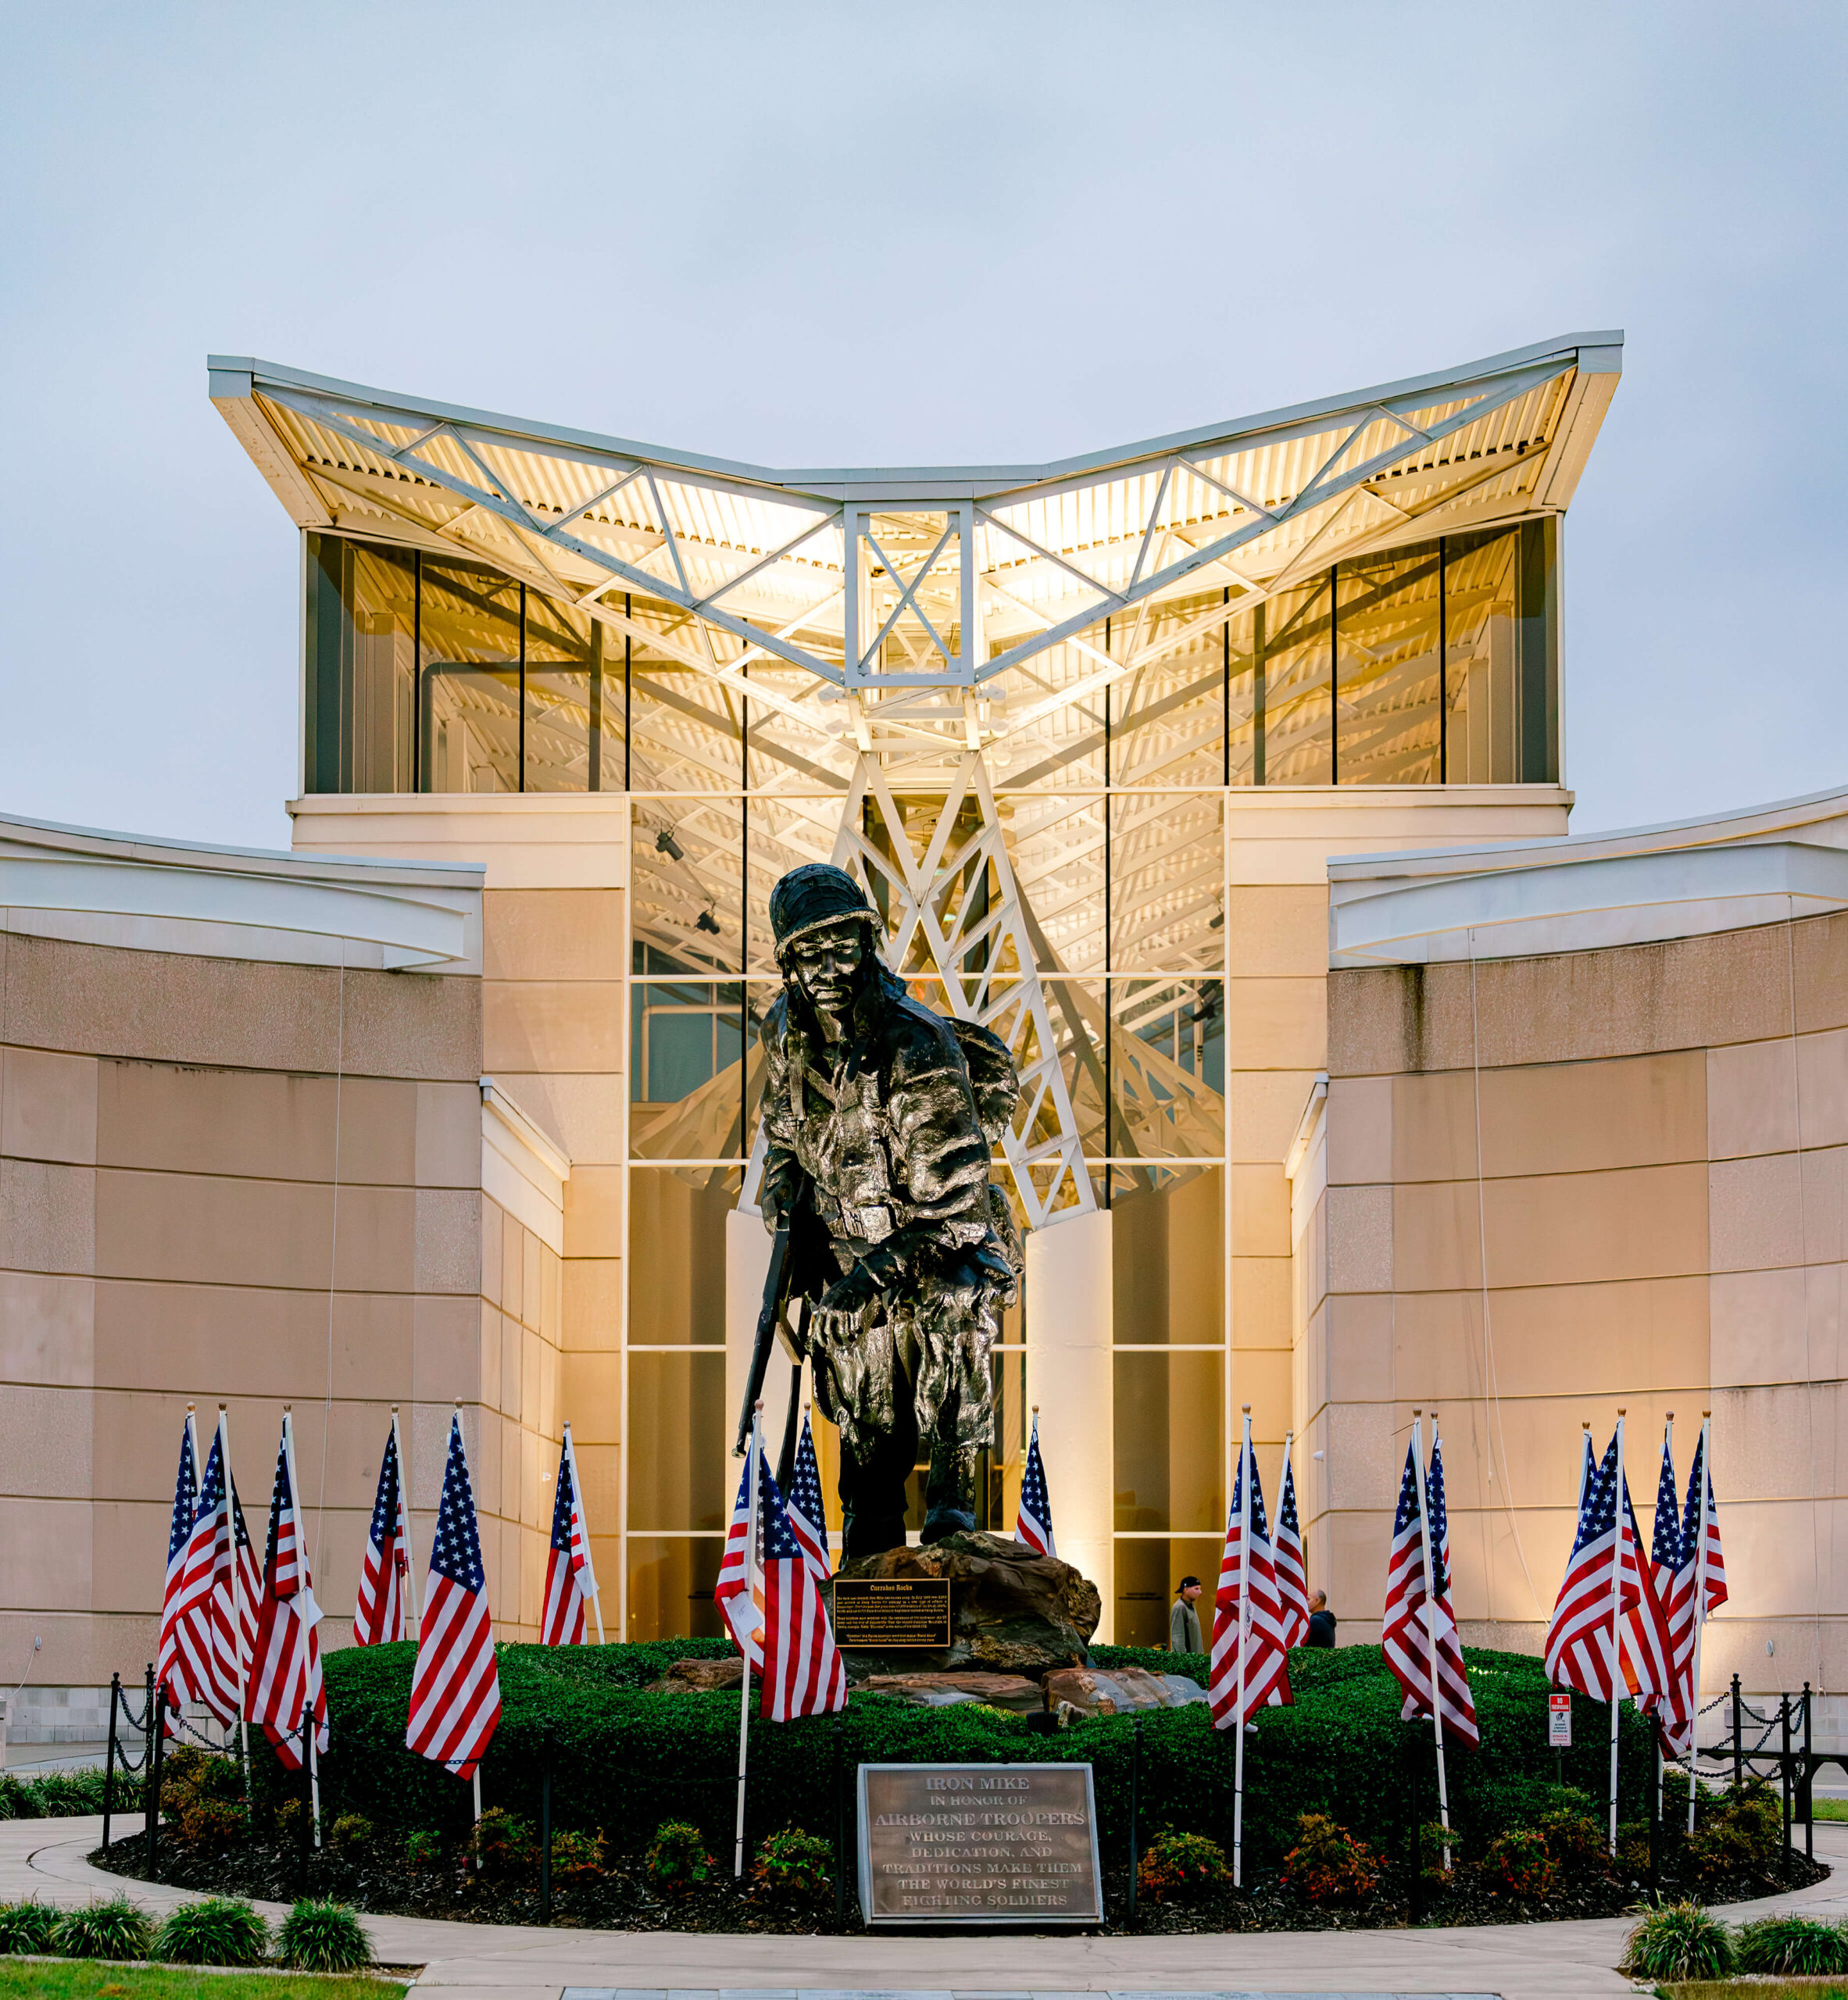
[921,1445,979,1544]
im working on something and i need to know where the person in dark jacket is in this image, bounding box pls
[1169,1575,1203,1652]
[1305,1589,1337,1647]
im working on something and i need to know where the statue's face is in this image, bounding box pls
[787,918,866,1016]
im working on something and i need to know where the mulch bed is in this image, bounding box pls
[91,1834,1828,1936]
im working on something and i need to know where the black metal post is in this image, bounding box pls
[1781,1694,1793,1882]
[1804,1682,1815,1861]
[1406,1730,1424,1925]
[1127,1717,1142,1923]
[832,1718,845,1927]
[298,1720,313,1895]
[145,1681,166,1879]
[539,1733,553,1923]
[1732,1675,1743,1792]
[102,1673,120,1852]
[1648,1748,1660,1897]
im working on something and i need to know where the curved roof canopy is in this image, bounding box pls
[209,334,1619,752]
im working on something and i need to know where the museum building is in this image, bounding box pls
[6,330,1846,1740]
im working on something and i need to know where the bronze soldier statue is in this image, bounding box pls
[758,862,1022,1558]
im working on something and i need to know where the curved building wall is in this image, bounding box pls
[1303,905,1848,1709]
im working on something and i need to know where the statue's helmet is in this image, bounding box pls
[768,862,879,962]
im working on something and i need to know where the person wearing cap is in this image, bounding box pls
[1169,1575,1203,1653]
[759,862,1021,1559]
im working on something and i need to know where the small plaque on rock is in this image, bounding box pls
[857,1761,1102,1925]
[832,1576,952,1648]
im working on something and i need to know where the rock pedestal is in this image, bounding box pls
[824,1530,1101,1679]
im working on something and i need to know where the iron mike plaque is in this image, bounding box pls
[856,1762,1102,1925]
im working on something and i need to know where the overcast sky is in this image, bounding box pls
[2,3,1842,849]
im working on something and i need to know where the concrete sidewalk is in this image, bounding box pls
[8,1814,1846,2000]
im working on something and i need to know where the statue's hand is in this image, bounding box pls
[817,1262,881,1320]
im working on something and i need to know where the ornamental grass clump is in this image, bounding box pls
[1735,1913,1848,1976]
[0,1900,59,1954]
[152,1896,268,1966]
[1280,1815,1380,1907]
[751,1826,834,1902]
[645,1820,716,1891]
[52,1896,153,1960]
[1620,1898,1735,1981]
[276,1898,373,1973]
[1482,1825,1554,1898]
[1136,1828,1229,1903]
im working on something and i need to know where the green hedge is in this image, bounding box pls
[0,1766,141,1820]
[247,1639,1653,1869]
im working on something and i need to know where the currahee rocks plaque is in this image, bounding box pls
[832,1577,953,1649]
[857,1762,1102,1925]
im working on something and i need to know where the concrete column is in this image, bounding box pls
[1025,1206,1114,1641]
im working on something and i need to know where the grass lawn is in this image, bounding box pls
[1811,1797,1848,1820]
[0,1966,406,1999]
[1662,1984,1848,1998]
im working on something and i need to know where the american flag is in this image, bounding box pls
[1015,1410,1055,1557]
[171,1422,238,1727]
[406,1413,502,1780]
[1649,1429,1693,1757]
[756,1457,847,1721]
[1382,1424,1479,1748]
[785,1408,831,1583]
[1621,1479,1677,1714]
[1545,1427,1636,1702]
[539,1425,599,1646]
[715,1450,768,1671]
[1679,1426,1727,1617]
[155,1415,199,1726]
[228,1475,262,1677]
[1208,1427,1292,1728]
[355,1420,413,1647]
[245,1415,327,1770]
[1272,1440,1311,1650]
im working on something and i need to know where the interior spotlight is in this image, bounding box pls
[656,828,686,861]
[696,909,720,935]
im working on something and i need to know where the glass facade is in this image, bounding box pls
[299,520,1562,1640]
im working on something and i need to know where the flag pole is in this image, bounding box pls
[281,1409,322,1848]
[1688,1412,1711,1834]
[391,1406,419,1642]
[1410,1412,1452,1869]
[1232,1405,1251,1890]
[1657,1412,1673,1834]
[220,1405,247,1770]
[1608,1409,1626,1857]
[564,1420,605,1645]
[735,1401,763,1880]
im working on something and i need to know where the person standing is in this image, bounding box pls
[1169,1574,1203,1652]
[1306,1589,1337,1648]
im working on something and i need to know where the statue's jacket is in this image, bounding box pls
[758,966,1021,1455]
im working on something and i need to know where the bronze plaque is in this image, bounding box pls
[832,1577,952,1649]
[856,1762,1102,1925]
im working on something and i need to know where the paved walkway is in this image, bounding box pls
[7,1815,1847,2000]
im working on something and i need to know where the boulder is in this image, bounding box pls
[827,1530,1100,1677]
[1040,1665,1209,1716]
[649,1656,745,1693]
[858,1671,1043,1714]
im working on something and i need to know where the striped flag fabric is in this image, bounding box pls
[785,1407,831,1583]
[172,1423,238,1727]
[406,1413,502,1780]
[155,1415,200,1725]
[756,1457,848,1721]
[1272,1441,1311,1651]
[1014,1410,1055,1557]
[229,1476,262,1675]
[1383,1425,1479,1748]
[245,1415,328,1770]
[1649,1429,1693,1757]
[539,1425,600,1647]
[355,1419,412,1647]
[715,1451,767,1671]
[1545,1428,1635,1702]
[1680,1427,1727,1616]
[1208,1427,1292,1728]
[1621,1480,1677,1712]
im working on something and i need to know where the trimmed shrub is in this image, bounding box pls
[1483,1826,1554,1898]
[53,1896,154,1960]
[467,1807,535,1878]
[1621,1898,1735,1981]
[1136,1827,1228,1902]
[1735,1914,1848,1976]
[1281,1814,1380,1906]
[276,1897,373,1973]
[0,1899,60,1953]
[404,1828,444,1870]
[1536,1804,1606,1872]
[1687,1779,1783,1880]
[0,1766,138,1820]
[273,1796,304,1841]
[179,1798,248,1855]
[645,1820,716,1891]
[331,1811,374,1854]
[152,1896,268,1966]
[1417,1819,1457,1886]
[752,1826,833,1902]
[550,1828,602,1881]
